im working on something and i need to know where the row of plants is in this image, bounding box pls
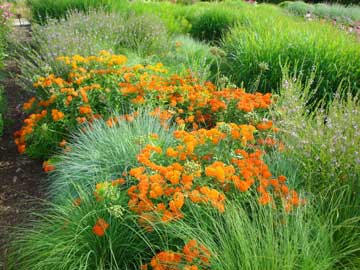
[6,2,360,269]
[9,56,360,268]
[280,1,360,25]
[8,50,311,269]
[258,0,360,5]
[26,0,360,103]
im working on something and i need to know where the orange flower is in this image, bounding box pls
[43,161,55,172]
[79,105,92,115]
[92,218,109,237]
[51,109,64,121]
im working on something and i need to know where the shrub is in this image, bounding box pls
[120,14,168,56]
[190,8,237,43]
[27,0,111,24]
[156,35,218,82]
[274,69,360,191]
[14,9,126,91]
[14,10,169,91]
[271,70,360,268]
[109,1,196,34]
[221,4,360,101]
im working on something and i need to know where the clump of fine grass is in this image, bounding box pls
[166,195,335,270]
[6,184,161,270]
[270,68,360,269]
[49,112,175,197]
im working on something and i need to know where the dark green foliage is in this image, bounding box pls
[190,8,237,43]
[27,0,112,24]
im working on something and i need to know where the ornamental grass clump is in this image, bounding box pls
[49,112,175,196]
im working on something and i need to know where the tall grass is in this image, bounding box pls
[270,69,360,269]
[221,4,360,101]
[7,185,160,270]
[27,0,111,23]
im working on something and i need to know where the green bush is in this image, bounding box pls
[121,14,168,56]
[27,0,111,23]
[155,35,218,82]
[221,4,360,101]
[190,8,237,43]
[270,70,360,268]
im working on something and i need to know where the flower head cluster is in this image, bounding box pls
[126,122,302,230]
[16,51,275,158]
[141,239,211,270]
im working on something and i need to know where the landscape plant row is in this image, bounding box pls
[16,51,274,159]
[23,1,360,106]
[8,51,308,269]
[280,1,360,25]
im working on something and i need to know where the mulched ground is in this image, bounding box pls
[0,25,46,268]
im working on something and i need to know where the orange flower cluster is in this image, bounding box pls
[14,110,47,153]
[42,160,55,172]
[92,218,109,237]
[127,123,302,230]
[51,109,64,121]
[118,71,272,128]
[142,239,211,270]
[17,51,275,158]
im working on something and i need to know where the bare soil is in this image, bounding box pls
[0,25,46,268]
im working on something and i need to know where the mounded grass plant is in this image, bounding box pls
[270,69,360,269]
[169,196,335,270]
[155,35,218,82]
[49,112,175,197]
[27,0,111,23]
[7,185,161,270]
[190,8,237,44]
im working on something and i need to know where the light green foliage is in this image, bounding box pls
[270,70,360,269]
[155,35,218,82]
[49,113,175,196]
[281,1,360,24]
[7,186,157,270]
[221,4,360,101]
[166,196,335,270]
